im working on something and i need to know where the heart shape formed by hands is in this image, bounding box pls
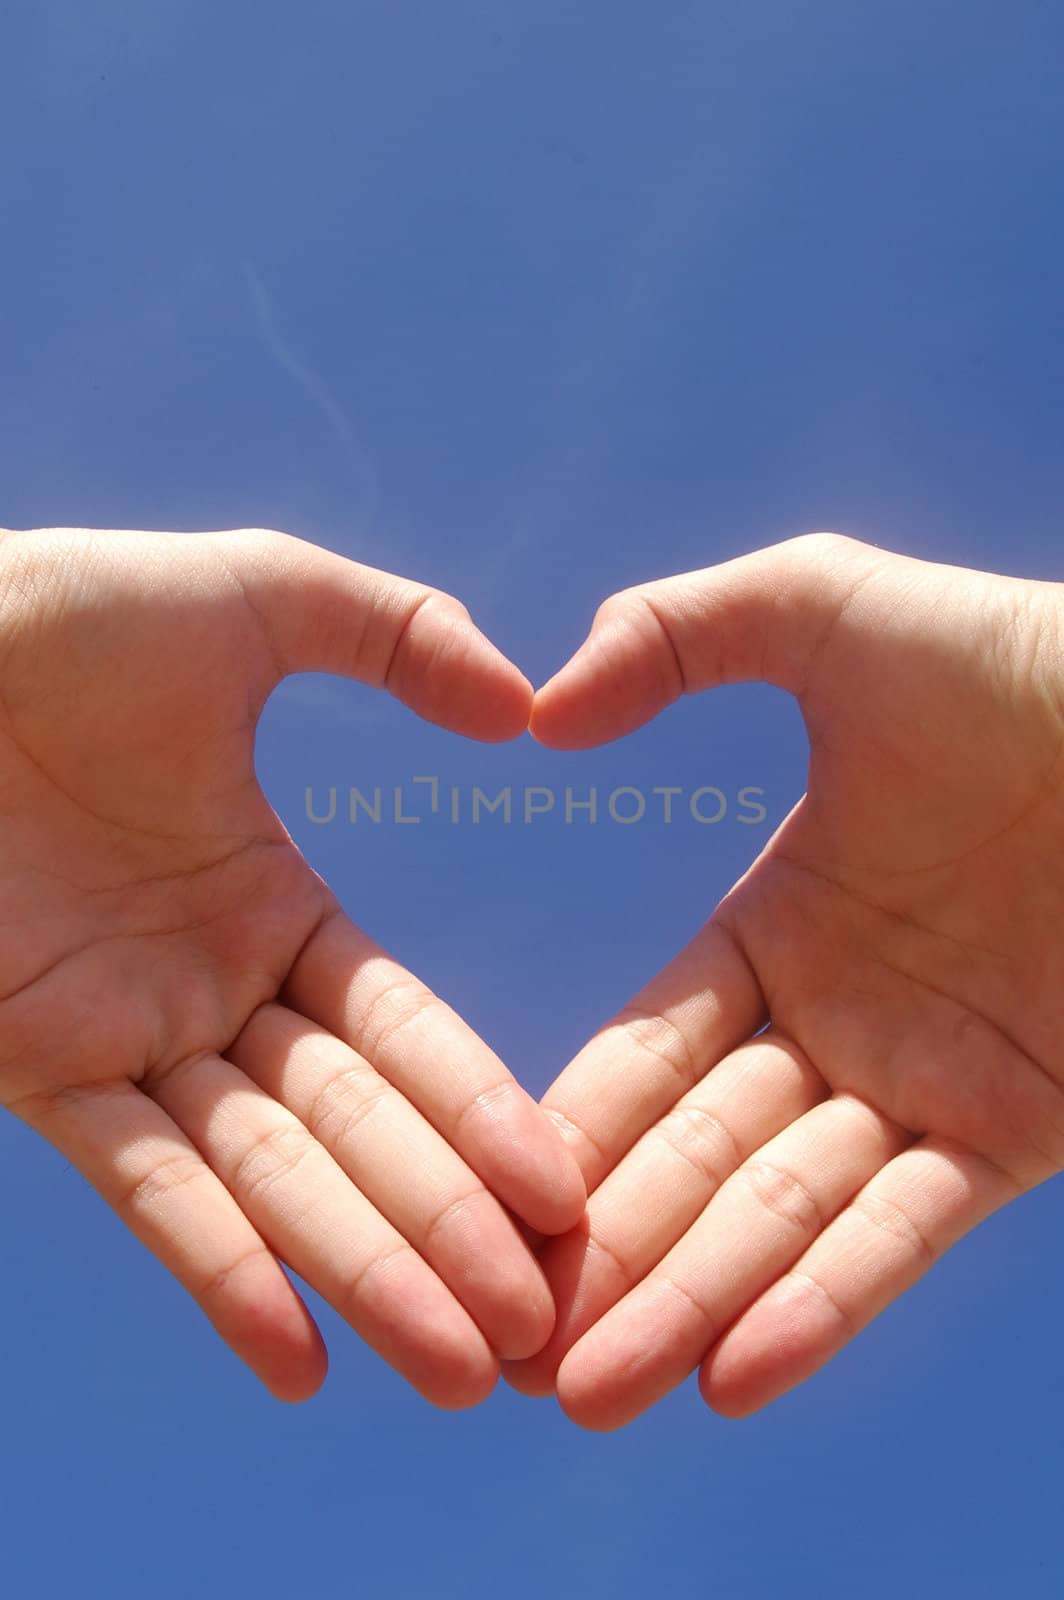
[2,526,1063,1427]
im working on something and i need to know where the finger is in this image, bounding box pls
[145,1050,498,1409]
[555,1093,910,1430]
[214,525,533,741]
[503,1030,826,1395]
[229,1002,555,1360]
[284,909,586,1236]
[700,1136,1020,1418]
[538,917,766,1193]
[14,1079,326,1403]
[530,531,877,748]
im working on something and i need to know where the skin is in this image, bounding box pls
[504,531,1064,1429]
[0,524,585,1408]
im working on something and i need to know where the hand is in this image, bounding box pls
[0,525,584,1407]
[505,531,1064,1427]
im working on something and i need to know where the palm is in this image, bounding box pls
[0,528,326,1090]
[0,525,583,1407]
[506,534,1064,1427]
[733,550,1064,1169]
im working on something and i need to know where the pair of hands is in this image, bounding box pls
[1,525,1062,1429]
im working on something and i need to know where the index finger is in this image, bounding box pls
[283,907,586,1236]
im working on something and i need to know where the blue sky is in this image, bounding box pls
[2,1,1063,1595]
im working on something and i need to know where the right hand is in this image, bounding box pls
[0,524,585,1407]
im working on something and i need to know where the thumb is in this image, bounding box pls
[530,531,877,748]
[216,527,532,742]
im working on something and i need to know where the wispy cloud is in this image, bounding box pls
[243,259,381,539]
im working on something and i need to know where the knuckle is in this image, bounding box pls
[656,1271,719,1341]
[196,1245,270,1308]
[215,526,289,568]
[595,586,658,638]
[230,1121,314,1204]
[585,1228,640,1290]
[591,589,633,628]
[303,1064,390,1148]
[339,1242,417,1321]
[382,587,449,689]
[585,585,686,703]
[349,979,443,1063]
[453,1078,518,1143]
[542,1103,610,1179]
[737,1159,825,1236]
[786,529,874,576]
[787,1269,857,1339]
[851,1190,936,1267]
[114,1149,205,1214]
[230,525,288,547]
[422,1186,491,1256]
[419,584,467,620]
[653,1103,740,1190]
[613,1004,702,1092]
[791,529,851,557]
